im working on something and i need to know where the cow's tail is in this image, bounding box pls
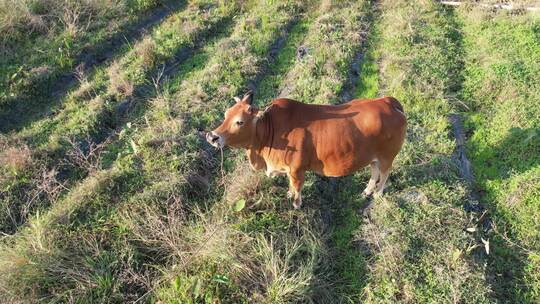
[385,96,405,115]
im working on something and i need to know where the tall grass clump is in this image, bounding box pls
[459,6,540,302]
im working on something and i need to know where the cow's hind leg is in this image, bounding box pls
[374,159,392,197]
[288,170,305,209]
[363,160,380,197]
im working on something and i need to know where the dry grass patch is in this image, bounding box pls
[246,227,327,303]
[0,0,47,41]
[63,136,110,175]
[107,61,134,97]
[225,161,263,205]
[134,35,159,69]
[127,196,328,303]
[0,136,69,233]
[0,166,133,301]
[71,63,97,100]
[0,0,115,45]
[0,145,32,174]
[124,197,253,301]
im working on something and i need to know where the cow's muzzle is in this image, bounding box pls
[206,131,224,148]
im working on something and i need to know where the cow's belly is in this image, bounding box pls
[265,162,289,178]
[320,158,372,177]
[315,143,374,177]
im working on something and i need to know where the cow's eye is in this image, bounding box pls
[236,121,244,126]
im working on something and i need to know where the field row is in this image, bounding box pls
[2,0,309,302]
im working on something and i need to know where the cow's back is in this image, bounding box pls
[265,97,406,177]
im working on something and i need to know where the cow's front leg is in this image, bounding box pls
[288,170,305,209]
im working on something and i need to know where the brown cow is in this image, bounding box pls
[206,91,406,209]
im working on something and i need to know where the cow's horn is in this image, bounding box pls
[234,96,241,103]
[242,90,254,105]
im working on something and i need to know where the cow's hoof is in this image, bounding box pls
[293,198,302,209]
[362,190,373,198]
[287,190,294,199]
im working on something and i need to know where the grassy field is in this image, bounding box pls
[0,0,539,303]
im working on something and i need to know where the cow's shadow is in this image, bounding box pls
[302,171,372,301]
[467,126,539,302]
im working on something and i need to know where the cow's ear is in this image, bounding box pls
[255,105,272,120]
[234,96,242,103]
[242,90,254,105]
[247,105,258,114]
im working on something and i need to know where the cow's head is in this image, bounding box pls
[206,91,267,149]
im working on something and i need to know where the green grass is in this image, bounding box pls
[280,0,370,104]
[253,17,313,104]
[459,7,540,302]
[214,1,374,302]
[152,1,375,302]
[0,4,240,302]
[0,0,177,132]
[353,19,380,100]
[15,0,238,146]
[319,9,382,302]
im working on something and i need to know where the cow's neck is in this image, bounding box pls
[246,114,274,170]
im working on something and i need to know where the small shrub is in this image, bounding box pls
[64,136,108,175]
